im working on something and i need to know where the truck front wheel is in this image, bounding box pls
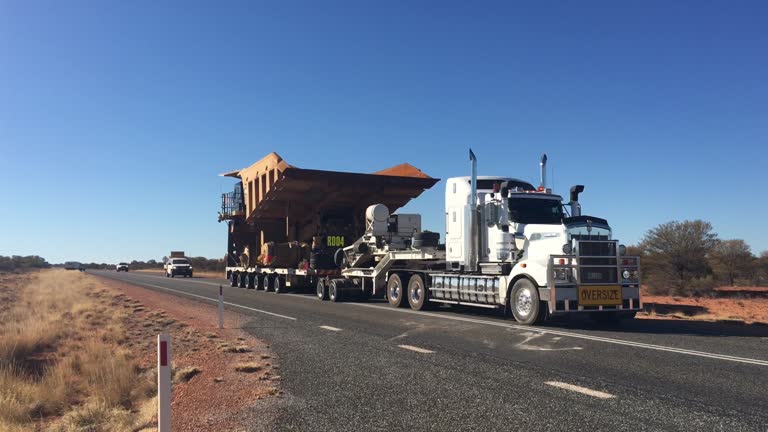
[386,274,406,308]
[407,274,430,311]
[509,279,543,325]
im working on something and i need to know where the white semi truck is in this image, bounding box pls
[319,150,641,324]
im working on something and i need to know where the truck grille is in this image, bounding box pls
[577,240,618,284]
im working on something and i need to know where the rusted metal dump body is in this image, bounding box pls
[219,152,438,268]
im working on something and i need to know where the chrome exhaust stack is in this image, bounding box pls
[569,185,584,217]
[468,149,479,272]
[539,153,548,189]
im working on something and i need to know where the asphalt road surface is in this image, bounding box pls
[92,270,768,431]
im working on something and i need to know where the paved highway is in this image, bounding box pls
[93,270,768,431]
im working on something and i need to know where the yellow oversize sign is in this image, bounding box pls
[578,285,622,306]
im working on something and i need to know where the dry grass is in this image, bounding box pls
[0,270,155,431]
[173,366,201,384]
[233,363,263,373]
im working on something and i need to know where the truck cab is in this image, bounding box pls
[440,152,641,323]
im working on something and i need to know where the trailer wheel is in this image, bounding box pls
[386,274,406,308]
[230,271,238,287]
[264,274,275,292]
[247,273,256,289]
[509,278,543,325]
[273,276,286,293]
[329,279,343,302]
[239,272,248,288]
[256,274,266,291]
[407,274,430,311]
[316,278,328,301]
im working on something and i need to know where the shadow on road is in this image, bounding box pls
[424,303,768,338]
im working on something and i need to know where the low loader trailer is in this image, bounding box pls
[220,151,641,325]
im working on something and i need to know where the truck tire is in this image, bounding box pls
[329,279,343,302]
[407,274,430,311]
[239,272,248,288]
[316,278,328,301]
[230,271,238,287]
[166,271,170,278]
[265,274,275,292]
[247,273,256,289]
[256,274,266,291]
[509,278,543,325]
[386,273,406,308]
[273,276,285,293]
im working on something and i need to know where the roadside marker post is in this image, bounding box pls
[157,334,172,432]
[218,285,224,329]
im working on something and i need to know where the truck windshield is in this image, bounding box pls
[508,198,563,225]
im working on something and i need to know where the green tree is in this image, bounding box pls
[709,240,754,286]
[755,251,768,286]
[639,220,718,296]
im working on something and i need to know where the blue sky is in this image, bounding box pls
[1,1,766,264]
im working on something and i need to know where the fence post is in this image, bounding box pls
[157,334,172,432]
[218,285,224,329]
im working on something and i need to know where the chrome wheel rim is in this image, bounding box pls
[516,288,533,317]
[389,281,400,301]
[410,281,422,304]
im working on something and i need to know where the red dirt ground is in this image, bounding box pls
[638,287,768,325]
[97,277,280,431]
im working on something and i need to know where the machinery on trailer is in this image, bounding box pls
[319,150,641,324]
[218,152,438,293]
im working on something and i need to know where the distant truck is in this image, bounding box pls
[164,252,193,278]
[116,262,129,272]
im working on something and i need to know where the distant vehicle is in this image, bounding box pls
[64,261,84,271]
[165,258,193,278]
[116,263,129,272]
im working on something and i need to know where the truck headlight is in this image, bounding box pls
[562,243,572,254]
[622,270,630,279]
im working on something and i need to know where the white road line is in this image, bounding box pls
[398,344,435,354]
[98,272,768,367]
[100,275,297,321]
[319,325,342,332]
[346,303,768,367]
[128,272,223,287]
[545,381,615,399]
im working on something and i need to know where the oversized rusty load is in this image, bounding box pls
[219,152,438,270]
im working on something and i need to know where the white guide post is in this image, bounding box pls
[157,334,172,432]
[218,285,224,329]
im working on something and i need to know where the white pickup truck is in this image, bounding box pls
[165,258,193,278]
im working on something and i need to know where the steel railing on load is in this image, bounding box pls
[220,190,245,218]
